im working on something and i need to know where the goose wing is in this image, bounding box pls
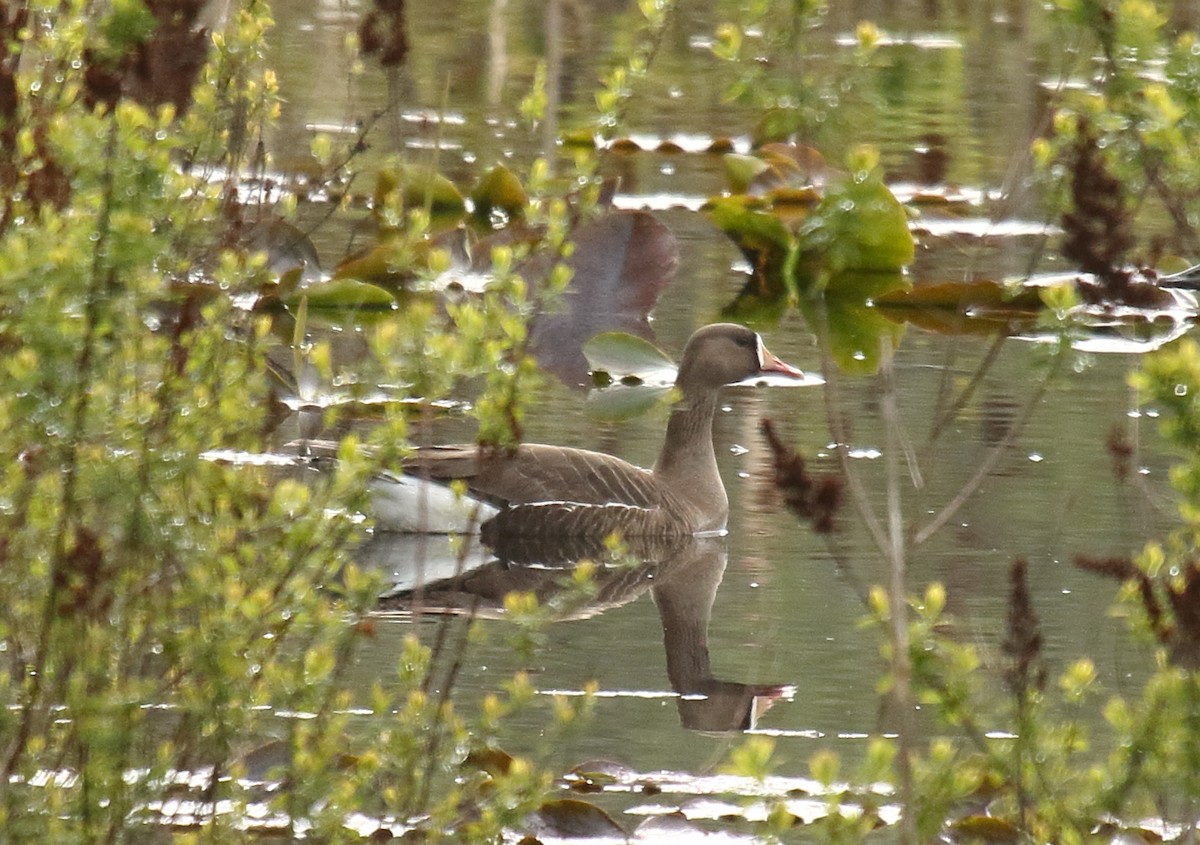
[403,443,664,509]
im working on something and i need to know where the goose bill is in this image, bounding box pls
[759,343,804,378]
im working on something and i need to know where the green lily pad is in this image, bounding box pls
[582,331,677,383]
[470,163,528,228]
[375,166,467,231]
[287,278,396,310]
[724,153,772,194]
[801,169,915,277]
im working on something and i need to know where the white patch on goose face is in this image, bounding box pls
[755,334,766,369]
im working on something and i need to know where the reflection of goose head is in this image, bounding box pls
[360,533,792,731]
[373,323,803,536]
[650,539,793,732]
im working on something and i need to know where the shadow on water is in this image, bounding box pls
[360,532,793,732]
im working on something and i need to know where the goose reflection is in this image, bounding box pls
[358,532,792,732]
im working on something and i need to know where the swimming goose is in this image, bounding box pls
[373,322,804,537]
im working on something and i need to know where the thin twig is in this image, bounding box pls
[914,351,1062,546]
[813,298,890,555]
[879,339,918,845]
[926,334,1007,447]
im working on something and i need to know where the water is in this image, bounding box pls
[262,0,1182,829]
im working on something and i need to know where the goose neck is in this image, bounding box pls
[653,390,720,487]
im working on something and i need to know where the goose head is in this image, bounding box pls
[674,323,804,395]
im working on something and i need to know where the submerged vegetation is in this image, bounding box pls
[4,0,1200,841]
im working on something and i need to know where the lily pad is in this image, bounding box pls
[582,331,677,384]
[376,166,467,230]
[470,163,528,228]
[948,814,1021,844]
[286,278,396,311]
[800,169,915,277]
[331,240,418,289]
[724,153,772,194]
[529,209,680,387]
[527,798,626,840]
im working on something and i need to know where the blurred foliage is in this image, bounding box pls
[0,0,586,839]
[1036,0,1200,261]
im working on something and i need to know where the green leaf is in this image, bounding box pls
[753,107,805,145]
[704,196,793,253]
[801,167,914,274]
[376,167,467,230]
[582,331,676,382]
[825,269,910,301]
[723,153,771,194]
[287,279,396,311]
[470,164,529,227]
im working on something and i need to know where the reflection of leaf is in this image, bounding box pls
[582,331,676,382]
[806,296,904,374]
[720,282,790,328]
[800,271,909,375]
[470,164,528,227]
[585,382,674,422]
[287,278,396,310]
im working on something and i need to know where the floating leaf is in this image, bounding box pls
[246,218,323,285]
[530,210,680,386]
[826,269,911,301]
[582,331,676,383]
[375,166,467,230]
[567,759,634,792]
[724,153,771,194]
[464,746,515,776]
[704,196,792,254]
[528,798,626,840]
[754,107,806,145]
[801,167,914,277]
[286,278,396,310]
[332,240,418,289]
[949,814,1021,844]
[470,163,528,228]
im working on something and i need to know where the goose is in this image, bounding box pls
[371,323,804,537]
